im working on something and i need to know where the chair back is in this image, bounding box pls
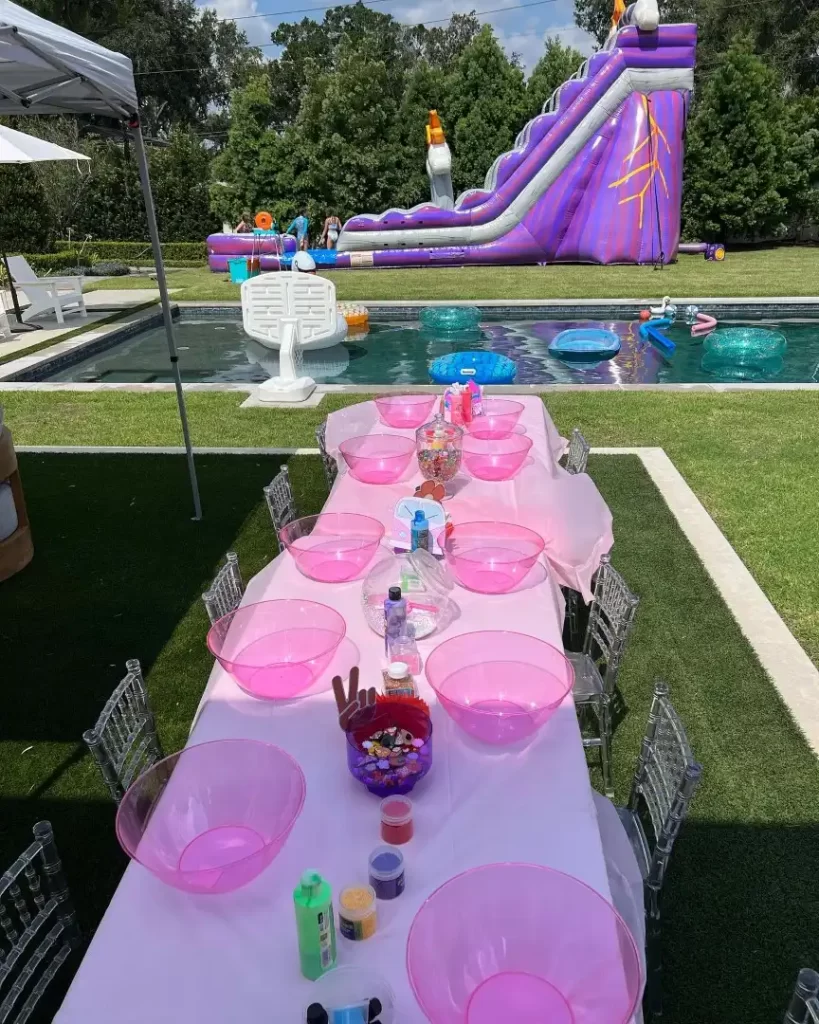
[583,554,640,692]
[786,968,819,1024]
[628,680,703,892]
[202,551,244,625]
[82,659,164,804]
[0,821,80,1024]
[242,272,341,347]
[565,427,590,475]
[315,421,338,491]
[263,465,298,551]
[5,257,36,285]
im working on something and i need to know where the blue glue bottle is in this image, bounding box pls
[410,509,430,553]
[383,586,407,656]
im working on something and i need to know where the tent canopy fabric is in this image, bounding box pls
[0,0,137,116]
[0,122,89,162]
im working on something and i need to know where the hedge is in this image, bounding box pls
[0,251,91,282]
[54,240,207,263]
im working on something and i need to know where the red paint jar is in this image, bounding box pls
[380,796,413,845]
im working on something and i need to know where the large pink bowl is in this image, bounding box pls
[375,394,437,429]
[339,434,416,484]
[407,863,643,1024]
[116,739,306,894]
[207,600,346,699]
[444,521,544,594]
[280,513,385,582]
[425,631,573,745]
[462,433,533,481]
[466,399,524,440]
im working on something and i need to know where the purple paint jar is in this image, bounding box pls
[368,846,405,901]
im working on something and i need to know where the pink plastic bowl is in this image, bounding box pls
[280,513,385,583]
[467,399,525,440]
[444,521,544,594]
[462,433,533,481]
[207,600,346,699]
[425,631,573,745]
[375,394,437,429]
[339,434,416,484]
[116,739,306,894]
[407,863,643,1024]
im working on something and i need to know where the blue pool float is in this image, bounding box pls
[429,351,517,385]
[548,328,621,362]
[638,317,676,354]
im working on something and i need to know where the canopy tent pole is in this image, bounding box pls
[129,117,202,521]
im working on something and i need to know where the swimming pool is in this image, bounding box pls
[40,308,819,385]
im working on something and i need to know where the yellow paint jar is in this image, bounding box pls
[338,885,378,941]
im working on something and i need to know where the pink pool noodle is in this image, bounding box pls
[691,312,717,337]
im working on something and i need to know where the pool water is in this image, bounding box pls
[46,316,819,385]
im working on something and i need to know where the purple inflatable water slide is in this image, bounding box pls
[335,20,696,268]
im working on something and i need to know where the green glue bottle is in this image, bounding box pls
[294,870,337,980]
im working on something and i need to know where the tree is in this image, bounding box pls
[525,37,585,119]
[393,62,450,209]
[151,128,219,241]
[18,0,261,131]
[445,26,527,194]
[409,13,481,68]
[682,39,788,241]
[780,93,819,238]
[0,166,49,252]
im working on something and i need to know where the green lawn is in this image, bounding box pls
[4,389,818,667]
[2,451,816,1024]
[84,247,819,300]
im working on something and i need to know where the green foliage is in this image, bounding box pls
[54,240,207,264]
[446,26,527,194]
[0,165,49,252]
[682,39,788,240]
[779,93,819,238]
[150,128,220,240]
[526,38,585,119]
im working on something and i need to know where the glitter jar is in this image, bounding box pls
[338,885,378,941]
[380,796,413,845]
[415,413,463,490]
[368,846,405,901]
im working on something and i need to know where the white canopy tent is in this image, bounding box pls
[0,0,201,518]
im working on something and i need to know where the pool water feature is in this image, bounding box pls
[42,309,819,385]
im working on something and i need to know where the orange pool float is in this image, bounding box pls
[338,303,369,328]
[254,211,273,230]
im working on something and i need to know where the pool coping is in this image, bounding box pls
[15,442,819,760]
[1,297,818,390]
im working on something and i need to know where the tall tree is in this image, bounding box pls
[0,166,50,252]
[682,39,788,240]
[779,93,819,239]
[525,37,585,119]
[150,127,219,241]
[445,26,527,195]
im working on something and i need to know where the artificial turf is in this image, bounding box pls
[1,451,817,1022]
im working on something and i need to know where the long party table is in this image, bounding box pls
[57,397,625,1023]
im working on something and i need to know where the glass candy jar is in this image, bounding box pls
[362,549,456,639]
[415,413,463,491]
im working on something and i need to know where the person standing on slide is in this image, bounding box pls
[321,214,343,249]
[286,214,310,251]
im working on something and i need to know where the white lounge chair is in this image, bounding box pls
[6,255,86,324]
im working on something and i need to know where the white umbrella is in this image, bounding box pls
[0,124,89,326]
[0,123,89,163]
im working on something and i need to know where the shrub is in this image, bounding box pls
[89,261,130,277]
[54,240,207,264]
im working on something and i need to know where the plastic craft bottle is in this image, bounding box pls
[410,509,430,553]
[383,586,407,656]
[294,870,337,980]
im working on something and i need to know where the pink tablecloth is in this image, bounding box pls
[57,397,631,1023]
[326,396,612,600]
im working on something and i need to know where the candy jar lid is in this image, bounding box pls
[407,547,454,597]
[416,412,463,445]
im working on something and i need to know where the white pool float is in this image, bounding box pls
[241,270,348,352]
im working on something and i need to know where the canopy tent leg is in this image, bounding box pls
[129,118,202,521]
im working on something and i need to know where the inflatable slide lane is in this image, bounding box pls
[337,14,695,267]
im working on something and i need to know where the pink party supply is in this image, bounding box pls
[461,433,533,481]
[466,398,524,440]
[339,434,415,484]
[207,599,346,699]
[279,513,385,583]
[375,395,437,429]
[406,863,643,1024]
[424,630,573,745]
[116,739,306,894]
[444,521,544,594]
